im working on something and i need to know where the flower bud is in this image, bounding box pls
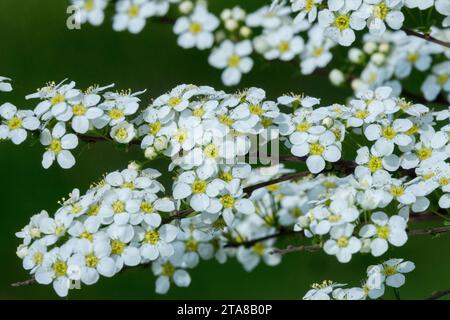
[128,161,141,170]
[225,19,238,31]
[232,7,246,20]
[329,69,344,86]
[348,48,364,64]
[220,9,232,20]
[145,146,158,160]
[16,244,28,259]
[363,41,377,54]
[239,26,252,38]
[360,238,371,253]
[154,136,168,151]
[379,43,390,53]
[351,79,363,91]
[371,52,385,66]
[30,227,41,239]
[322,117,334,128]
[179,1,193,14]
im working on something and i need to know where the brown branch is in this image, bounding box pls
[407,225,450,236]
[224,229,302,248]
[11,278,36,287]
[402,28,450,49]
[426,289,450,300]
[271,244,321,255]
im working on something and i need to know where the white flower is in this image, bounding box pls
[263,26,305,61]
[291,0,323,23]
[173,4,219,50]
[421,61,450,101]
[359,212,408,256]
[303,282,345,300]
[40,122,79,169]
[72,0,108,26]
[236,239,281,272]
[290,131,342,174]
[174,227,214,268]
[0,103,40,144]
[65,92,104,133]
[139,224,179,261]
[208,40,253,86]
[0,76,12,92]
[318,9,366,46]
[69,239,116,285]
[300,26,334,75]
[113,0,156,33]
[245,5,291,29]
[364,118,413,155]
[152,256,191,294]
[217,179,255,226]
[324,223,362,263]
[110,121,136,143]
[107,224,141,269]
[362,0,405,35]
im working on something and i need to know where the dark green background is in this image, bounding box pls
[0,0,448,299]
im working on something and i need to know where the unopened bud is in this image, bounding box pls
[16,244,28,259]
[144,147,158,160]
[329,69,344,86]
[154,136,168,151]
[179,1,193,14]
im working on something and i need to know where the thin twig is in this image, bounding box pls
[402,28,450,49]
[271,244,321,255]
[427,289,450,300]
[407,225,450,236]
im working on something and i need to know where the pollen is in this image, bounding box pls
[406,53,418,63]
[144,230,160,245]
[73,104,87,116]
[85,254,99,268]
[296,121,311,132]
[192,107,205,117]
[220,195,235,208]
[335,15,350,30]
[261,117,273,128]
[128,4,140,17]
[278,41,290,53]
[305,0,314,11]
[309,143,325,156]
[377,226,390,239]
[337,236,349,248]
[291,207,303,217]
[219,171,233,182]
[33,252,44,265]
[437,73,449,86]
[266,184,280,192]
[81,231,93,242]
[328,214,342,223]
[84,0,95,12]
[161,261,175,277]
[115,128,129,140]
[189,22,203,34]
[382,126,396,139]
[109,108,124,120]
[112,200,125,214]
[51,94,65,105]
[204,143,219,158]
[122,182,134,189]
[355,110,369,119]
[374,3,389,20]
[49,139,62,153]
[185,238,199,252]
[313,46,324,57]
[175,129,187,143]
[8,116,22,129]
[439,178,449,186]
[249,104,264,116]
[228,54,241,67]
[390,185,404,197]
[52,260,68,277]
[218,114,234,126]
[192,180,207,194]
[405,124,418,135]
[140,201,154,213]
[87,204,99,216]
[111,239,125,255]
[168,96,181,108]
[252,242,265,256]
[417,148,432,160]
[383,266,397,276]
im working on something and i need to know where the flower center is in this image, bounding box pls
[81,231,93,242]
[51,94,65,105]
[296,121,311,132]
[228,54,241,67]
[417,148,432,160]
[87,204,99,216]
[186,238,199,252]
[8,116,22,129]
[192,180,207,194]
[192,107,205,117]
[390,185,404,197]
[261,117,273,128]
[112,200,125,214]
[336,236,349,248]
[85,253,99,268]
[175,129,187,143]
[84,0,95,12]
[382,126,396,139]
[249,104,264,116]
[328,214,342,223]
[128,4,140,17]
[220,195,235,208]
[252,242,265,256]
[161,262,175,277]
[305,0,315,12]
[219,171,233,182]
[437,74,449,86]
[111,239,125,255]
[218,114,234,126]
[309,143,324,156]
[140,201,154,213]
[439,178,449,186]
[168,96,181,108]
[374,2,389,20]
[407,53,418,63]
[49,139,62,153]
[189,22,203,34]
[313,47,324,57]
[355,110,369,119]
[377,226,390,239]
[335,15,350,30]
[204,143,219,158]
[73,104,87,116]
[278,41,290,53]
[144,230,160,245]
[115,128,129,140]
[109,108,124,120]
[52,260,68,277]
[383,266,396,276]
[33,252,44,265]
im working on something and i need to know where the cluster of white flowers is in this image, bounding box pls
[332,27,450,105]
[303,258,415,300]
[4,78,448,297]
[67,0,450,88]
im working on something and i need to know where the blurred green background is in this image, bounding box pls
[0,0,448,300]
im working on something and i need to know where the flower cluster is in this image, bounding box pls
[68,0,450,88]
[4,78,448,297]
[303,258,415,300]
